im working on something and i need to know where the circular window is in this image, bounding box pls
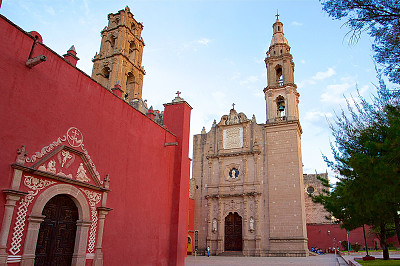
[307,186,315,194]
[229,168,239,179]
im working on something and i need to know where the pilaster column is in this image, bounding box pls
[0,189,28,264]
[206,198,212,250]
[93,207,112,266]
[207,160,212,187]
[218,158,224,185]
[20,215,46,266]
[243,158,248,185]
[71,220,92,266]
[243,196,249,256]
[255,195,262,256]
[216,199,223,255]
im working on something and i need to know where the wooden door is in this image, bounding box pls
[224,212,242,251]
[35,194,78,266]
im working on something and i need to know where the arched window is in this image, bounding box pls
[126,72,135,100]
[276,67,283,86]
[129,41,136,62]
[276,95,285,118]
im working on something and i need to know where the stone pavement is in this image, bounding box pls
[185,254,338,266]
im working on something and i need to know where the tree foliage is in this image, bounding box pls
[320,0,400,84]
[312,78,400,259]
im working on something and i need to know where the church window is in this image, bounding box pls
[278,26,280,31]
[307,186,315,194]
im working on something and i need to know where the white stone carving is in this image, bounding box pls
[249,216,255,232]
[25,127,101,183]
[66,127,83,148]
[61,150,73,167]
[76,163,90,182]
[46,160,57,174]
[223,127,243,149]
[9,176,56,255]
[212,218,217,233]
[81,189,101,253]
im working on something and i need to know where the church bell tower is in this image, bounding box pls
[92,6,145,102]
[264,15,299,123]
[263,15,308,256]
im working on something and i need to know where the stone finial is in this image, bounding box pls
[16,145,27,165]
[172,91,184,103]
[104,174,110,189]
[201,127,206,134]
[212,119,217,127]
[252,114,256,123]
[63,45,79,66]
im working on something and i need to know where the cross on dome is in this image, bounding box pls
[232,103,235,110]
[176,91,181,97]
[275,10,280,21]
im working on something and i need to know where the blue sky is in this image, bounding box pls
[1,0,379,179]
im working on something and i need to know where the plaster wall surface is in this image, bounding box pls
[0,15,190,266]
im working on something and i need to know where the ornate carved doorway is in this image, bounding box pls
[34,194,78,266]
[224,212,242,251]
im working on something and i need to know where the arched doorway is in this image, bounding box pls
[34,194,78,265]
[224,212,242,251]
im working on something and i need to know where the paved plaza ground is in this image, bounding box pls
[185,254,339,266]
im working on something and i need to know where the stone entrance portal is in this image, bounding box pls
[35,195,78,265]
[224,212,242,251]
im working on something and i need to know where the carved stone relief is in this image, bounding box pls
[223,127,243,149]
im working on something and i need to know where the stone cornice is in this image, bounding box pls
[206,150,261,159]
[205,191,261,199]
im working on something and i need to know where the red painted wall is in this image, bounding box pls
[307,224,399,252]
[0,15,191,265]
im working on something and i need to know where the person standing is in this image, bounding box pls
[207,246,210,257]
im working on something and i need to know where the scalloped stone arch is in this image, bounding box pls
[21,184,91,266]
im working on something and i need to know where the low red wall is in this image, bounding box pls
[307,224,399,252]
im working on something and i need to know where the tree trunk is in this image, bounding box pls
[380,222,390,260]
[393,211,400,246]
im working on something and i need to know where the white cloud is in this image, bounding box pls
[240,75,259,85]
[312,68,336,81]
[196,38,211,46]
[298,67,336,88]
[45,6,55,16]
[182,38,212,52]
[304,111,333,121]
[320,81,353,104]
[292,21,303,26]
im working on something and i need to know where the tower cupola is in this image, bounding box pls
[264,15,300,124]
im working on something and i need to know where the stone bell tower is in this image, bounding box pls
[264,15,299,123]
[92,6,145,102]
[263,15,308,256]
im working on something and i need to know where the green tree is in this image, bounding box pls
[320,0,400,84]
[313,81,400,259]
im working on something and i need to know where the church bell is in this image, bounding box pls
[278,104,285,112]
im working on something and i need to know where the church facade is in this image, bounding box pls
[192,17,308,256]
[0,7,191,266]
